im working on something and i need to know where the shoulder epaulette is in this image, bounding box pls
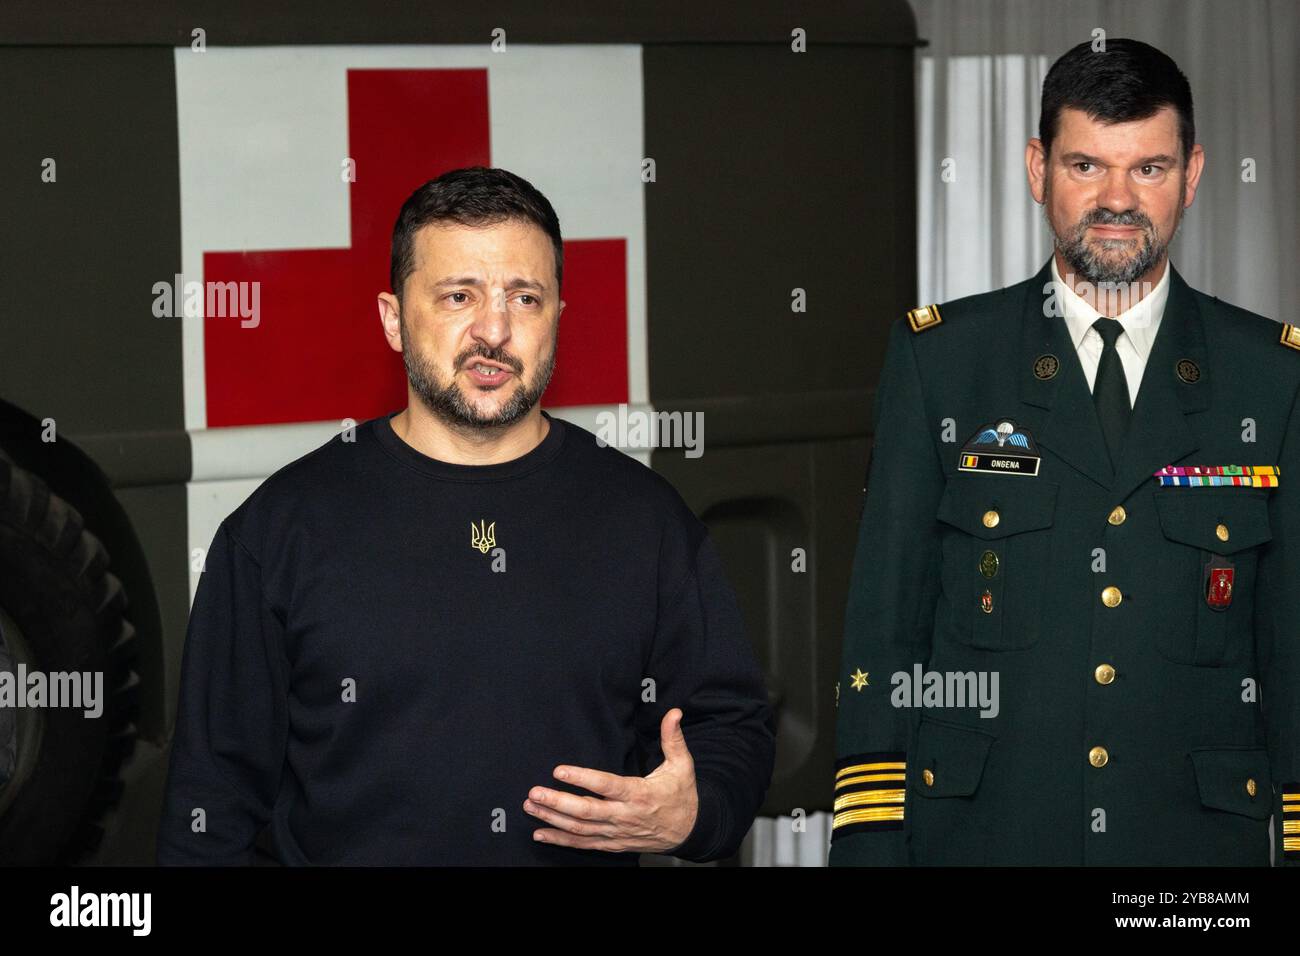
[906,304,942,333]
[1280,323,1300,353]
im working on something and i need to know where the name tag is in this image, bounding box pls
[958,419,1041,477]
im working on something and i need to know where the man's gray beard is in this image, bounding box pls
[1046,199,1173,287]
[400,321,556,431]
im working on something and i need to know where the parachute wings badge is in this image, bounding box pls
[957,420,1041,477]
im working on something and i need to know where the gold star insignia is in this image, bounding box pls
[849,668,870,691]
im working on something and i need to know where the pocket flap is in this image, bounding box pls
[1154,491,1272,555]
[912,717,996,798]
[936,475,1059,539]
[1188,748,1272,819]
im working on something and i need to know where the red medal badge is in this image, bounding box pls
[1204,561,1235,609]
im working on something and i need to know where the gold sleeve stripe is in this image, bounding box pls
[836,762,906,779]
[1283,820,1300,834]
[1282,793,1300,803]
[833,789,906,813]
[833,806,905,829]
[1284,836,1300,852]
[835,772,906,790]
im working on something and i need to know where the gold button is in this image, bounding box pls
[1095,663,1116,685]
[1246,778,1257,798]
[980,590,994,614]
[1088,746,1109,768]
[922,768,935,787]
[1216,523,1229,542]
[1108,505,1126,525]
[1101,586,1123,608]
[982,509,1000,529]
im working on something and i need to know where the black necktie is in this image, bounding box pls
[1092,317,1131,468]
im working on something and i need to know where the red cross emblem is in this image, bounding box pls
[202,69,629,427]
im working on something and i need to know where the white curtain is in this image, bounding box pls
[912,0,1300,317]
[748,813,831,867]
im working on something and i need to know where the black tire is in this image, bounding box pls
[0,454,139,864]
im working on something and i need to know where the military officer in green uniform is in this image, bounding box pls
[831,38,1300,865]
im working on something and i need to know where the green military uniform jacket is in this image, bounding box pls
[830,259,1300,866]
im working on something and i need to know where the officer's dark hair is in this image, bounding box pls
[1039,38,1194,163]
[390,166,563,300]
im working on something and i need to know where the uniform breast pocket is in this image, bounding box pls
[1152,490,1272,666]
[935,475,1059,650]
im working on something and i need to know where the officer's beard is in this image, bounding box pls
[1045,184,1179,287]
[399,314,556,432]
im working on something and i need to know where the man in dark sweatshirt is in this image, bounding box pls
[156,166,775,865]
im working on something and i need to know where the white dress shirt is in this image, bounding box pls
[1051,256,1171,408]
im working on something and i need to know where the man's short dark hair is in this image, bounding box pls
[390,166,564,300]
[1039,38,1194,162]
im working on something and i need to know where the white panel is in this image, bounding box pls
[175,44,647,431]
[190,419,347,483]
[185,477,266,604]
[487,47,648,407]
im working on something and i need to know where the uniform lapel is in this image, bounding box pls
[1018,260,1113,490]
[1108,264,1208,503]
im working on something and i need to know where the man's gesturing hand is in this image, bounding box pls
[523,708,699,853]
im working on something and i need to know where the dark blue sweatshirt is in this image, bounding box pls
[157,411,775,865]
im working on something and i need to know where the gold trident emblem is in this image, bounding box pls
[471,520,496,554]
